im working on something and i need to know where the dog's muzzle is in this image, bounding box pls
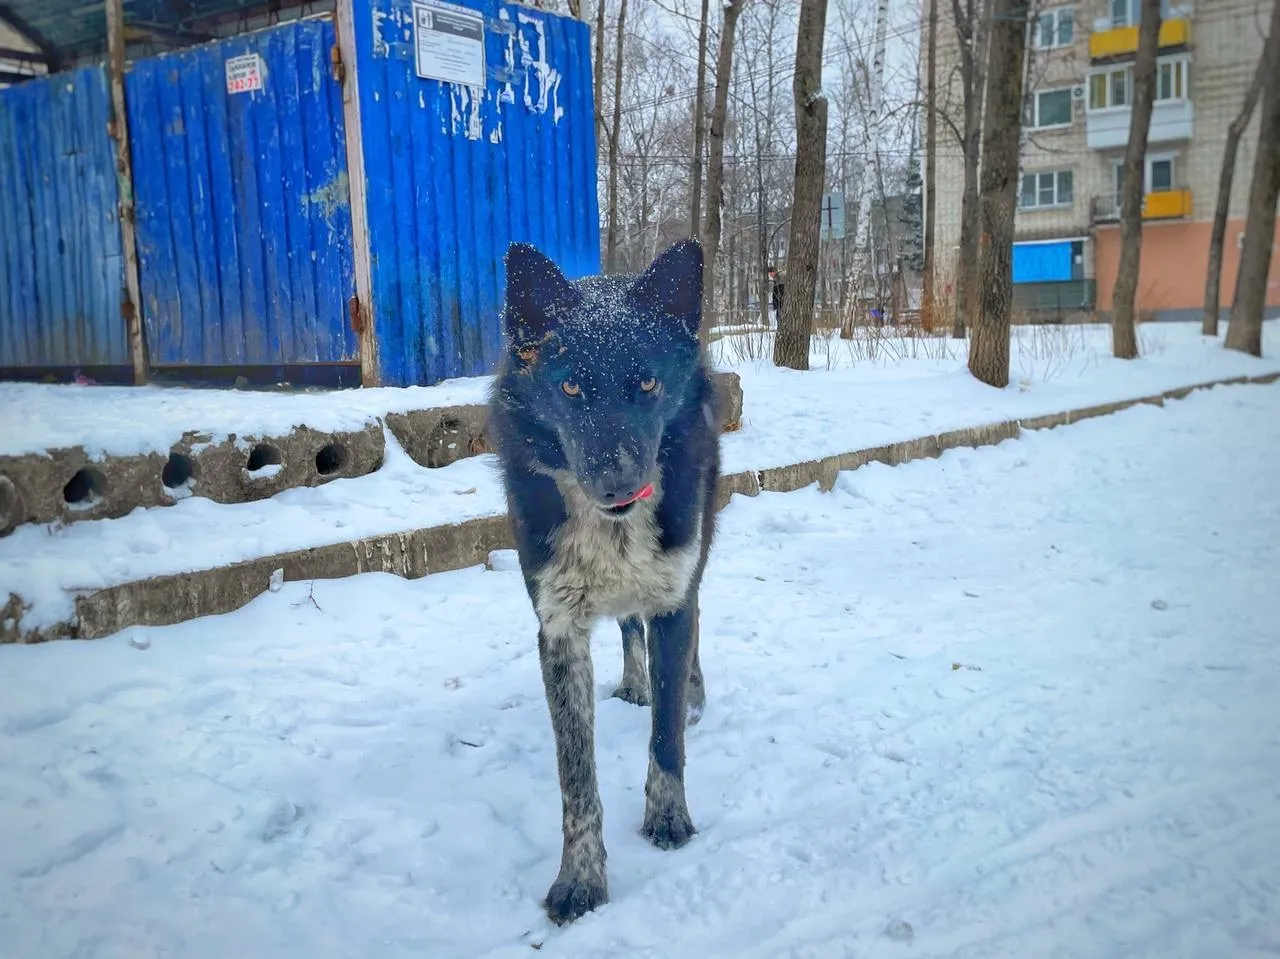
[603,482,654,516]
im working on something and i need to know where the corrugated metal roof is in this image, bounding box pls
[0,0,319,65]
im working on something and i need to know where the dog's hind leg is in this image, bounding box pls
[538,627,609,924]
[686,604,706,726]
[612,616,650,707]
[640,600,698,850]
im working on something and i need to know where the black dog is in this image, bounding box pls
[486,239,721,924]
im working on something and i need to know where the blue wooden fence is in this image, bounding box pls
[0,2,598,387]
[352,0,600,387]
[0,66,128,372]
[126,19,359,370]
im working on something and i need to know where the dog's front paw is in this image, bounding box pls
[612,682,650,707]
[640,805,696,850]
[544,874,608,925]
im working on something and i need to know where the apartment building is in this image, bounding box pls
[927,0,1280,321]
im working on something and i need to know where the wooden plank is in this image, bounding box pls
[311,19,357,362]
[254,29,295,363]
[280,23,318,363]
[226,39,270,365]
[105,0,148,383]
[334,0,378,385]
[408,50,443,385]
[178,52,222,366]
[198,43,246,365]
[126,60,178,364]
[424,75,457,386]
[156,57,201,366]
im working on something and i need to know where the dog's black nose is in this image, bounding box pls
[593,476,654,511]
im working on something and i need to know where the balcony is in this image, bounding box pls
[1090,17,1192,59]
[1086,98,1194,149]
[1091,187,1193,224]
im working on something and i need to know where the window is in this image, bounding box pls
[1019,170,1075,209]
[1089,57,1188,110]
[1090,65,1129,109]
[1157,59,1187,100]
[1149,157,1174,191]
[1110,0,1173,27]
[1034,7,1075,49]
[1113,156,1176,195]
[1029,88,1073,128]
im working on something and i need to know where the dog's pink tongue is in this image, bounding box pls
[615,483,654,508]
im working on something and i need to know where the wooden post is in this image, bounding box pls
[104,0,147,385]
[335,0,379,387]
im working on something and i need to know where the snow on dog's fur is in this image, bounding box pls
[487,239,721,925]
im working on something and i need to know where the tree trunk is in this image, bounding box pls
[967,0,1028,388]
[689,0,711,241]
[701,0,746,342]
[1111,0,1163,359]
[951,0,989,340]
[592,0,607,151]
[755,150,770,329]
[844,0,890,339]
[603,0,627,272]
[773,0,828,371]
[1204,57,1267,336]
[923,0,939,333]
[1226,0,1280,358]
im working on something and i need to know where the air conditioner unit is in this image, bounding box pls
[1071,85,1085,99]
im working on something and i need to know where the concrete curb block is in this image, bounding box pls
[0,372,746,536]
[5,372,1277,644]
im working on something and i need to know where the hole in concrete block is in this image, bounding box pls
[0,475,20,535]
[246,443,283,472]
[315,443,347,476]
[162,452,194,489]
[63,467,106,507]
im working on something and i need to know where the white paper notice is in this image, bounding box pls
[412,0,486,89]
[225,53,264,95]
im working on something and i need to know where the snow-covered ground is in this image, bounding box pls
[2,321,1278,461]
[4,322,1280,635]
[3,379,1278,958]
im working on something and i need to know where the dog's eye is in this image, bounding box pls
[639,377,658,393]
[561,381,582,397]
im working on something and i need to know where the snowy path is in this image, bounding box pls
[3,381,1279,958]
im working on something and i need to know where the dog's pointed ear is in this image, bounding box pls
[626,239,703,340]
[504,242,581,346]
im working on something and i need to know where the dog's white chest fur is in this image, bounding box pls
[533,485,701,637]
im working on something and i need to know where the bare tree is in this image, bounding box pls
[689,0,711,240]
[1110,0,1163,360]
[737,0,790,330]
[923,0,939,332]
[951,0,991,339]
[1204,58,1267,336]
[773,0,828,371]
[593,0,607,149]
[1226,0,1280,358]
[967,0,1028,387]
[701,0,749,339]
[604,0,628,271]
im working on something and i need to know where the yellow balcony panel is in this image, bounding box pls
[1090,18,1192,59]
[1142,188,1192,220]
